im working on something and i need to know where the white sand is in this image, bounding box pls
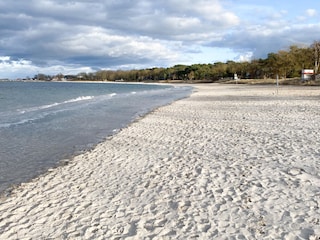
[0,84,320,239]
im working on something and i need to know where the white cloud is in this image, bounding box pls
[0,56,93,79]
[306,9,317,17]
[0,57,37,79]
[58,26,180,63]
[0,56,11,62]
[236,52,253,62]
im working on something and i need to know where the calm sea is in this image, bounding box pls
[0,81,192,194]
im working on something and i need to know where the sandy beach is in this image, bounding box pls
[0,83,320,239]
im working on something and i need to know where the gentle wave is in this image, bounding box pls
[0,88,187,129]
[18,96,95,114]
[0,118,37,128]
[0,96,96,129]
[63,96,94,103]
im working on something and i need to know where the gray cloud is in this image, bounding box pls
[0,0,319,78]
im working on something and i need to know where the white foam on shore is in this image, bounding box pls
[18,95,95,114]
[0,84,320,239]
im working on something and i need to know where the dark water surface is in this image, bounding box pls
[0,81,192,194]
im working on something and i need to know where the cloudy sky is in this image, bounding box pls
[1,0,320,79]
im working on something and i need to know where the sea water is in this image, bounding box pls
[0,81,192,194]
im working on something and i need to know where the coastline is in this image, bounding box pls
[0,84,320,239]
[0,81,192,196]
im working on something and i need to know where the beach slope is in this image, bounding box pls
[0,84,320,239]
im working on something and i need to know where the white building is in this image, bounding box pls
[301,69,314,81]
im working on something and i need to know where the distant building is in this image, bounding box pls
[301,69,314,81]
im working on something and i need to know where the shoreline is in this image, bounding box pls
[0,84,320,239]
[0,81,192,196]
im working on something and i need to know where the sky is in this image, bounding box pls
[1,0,320,79]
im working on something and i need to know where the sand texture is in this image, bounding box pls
[0,84,320,239]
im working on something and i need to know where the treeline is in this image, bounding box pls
[48,41,320,82]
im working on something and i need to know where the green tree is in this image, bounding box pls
[35,73,48,81]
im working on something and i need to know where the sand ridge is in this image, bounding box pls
[0,84,320,239]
